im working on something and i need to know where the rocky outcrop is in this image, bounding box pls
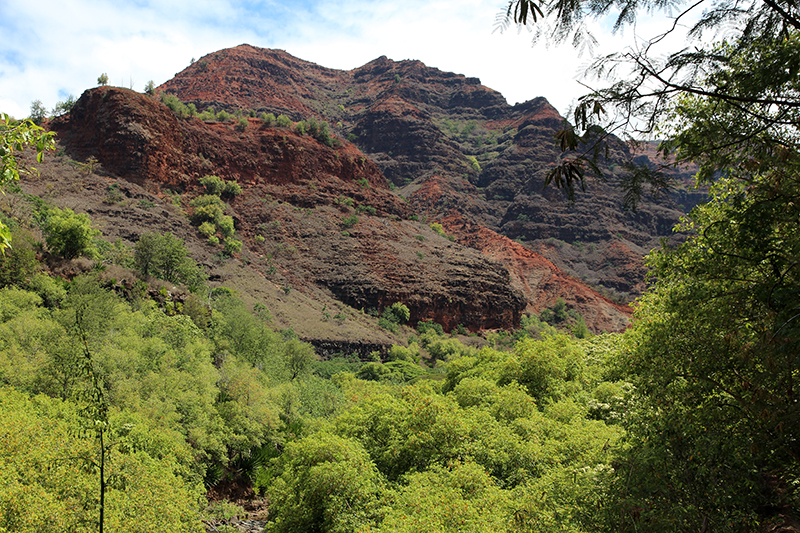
[51,86,526,331]
[50,44,707,333]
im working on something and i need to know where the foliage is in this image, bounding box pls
[538,299,590,338]
[97,73,108,86]
[134,232,206,292]
[611,174,800,528]
[498,0,800,205]
[198,174,225,195]
[261,432,383,533]
[0,257,640,531]
[430,222,454,241]
[0,228,39,287]
[189,194,236,239]
[52,95,77,117]
[29,100,48,125]
[160,93,192,118]
[341,214,359,229]
[260,112,275,125]
[375,462,513,532]
[282,338,317,380]
[378,302,410,332]
[198,175,242,198]
[416,318,443,335]
[41,207,100,259]
[0,387,204,533]
[0,114,55,250]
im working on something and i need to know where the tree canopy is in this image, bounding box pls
[0,114,55,250]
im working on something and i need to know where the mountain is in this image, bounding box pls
[45,44,702,342]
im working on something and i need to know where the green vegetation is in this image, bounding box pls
[430,222,455,241]
[355,204,376,215]
[160,93,194,118]
[41,207,101,259]
[0,4,796,528]
[198,174,242,198]
[341,214,359,229]
[293,118,338,146]
[378,302,410,332]
[0,114,55,250]
[189,188,239,247]
[134,232,206,292]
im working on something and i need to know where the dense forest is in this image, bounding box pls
[0,166,796,531]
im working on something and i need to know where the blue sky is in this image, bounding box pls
[0,0,680,119]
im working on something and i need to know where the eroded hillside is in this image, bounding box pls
[37,44,703,337]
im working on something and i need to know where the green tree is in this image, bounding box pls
[133,232,206,292]
[42,207,100,259]
[614,174,800,529]
[0,228,39,287]
[29,100,47,125]
[52,95,77,117]
[0,114,55,250]
[261,432,383,533]
[97,73,109,86]
[198,174,225,195]
[282,338,317,380]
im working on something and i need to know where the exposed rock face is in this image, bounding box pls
[49,44,707,333]
[158,45,706,306]
[52,86,525,332]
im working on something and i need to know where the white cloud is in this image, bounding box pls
[0,0,691,119]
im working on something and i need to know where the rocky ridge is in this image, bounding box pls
[44,44,703,336]
[161,45,706,298]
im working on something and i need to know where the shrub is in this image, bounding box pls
[258,432,382,532]
[383,302,410,324]
[235,118,248,132]
[341,214,359,229]
[378,316,398,332]
[189,195,226,225]
[221,180,242,198]
[199,175,225,195]
[217,215,235,237]
[198,221,216,238]
[223,237,242,255]
[42,207,100,259]
[134,232,206,292]
[160,93,190,117]
[417,319,444,335]
[260,112,275,125]
[387,343,419,362]
[276,114,292,128]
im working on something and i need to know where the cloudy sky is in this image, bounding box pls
[0,0,679,120]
